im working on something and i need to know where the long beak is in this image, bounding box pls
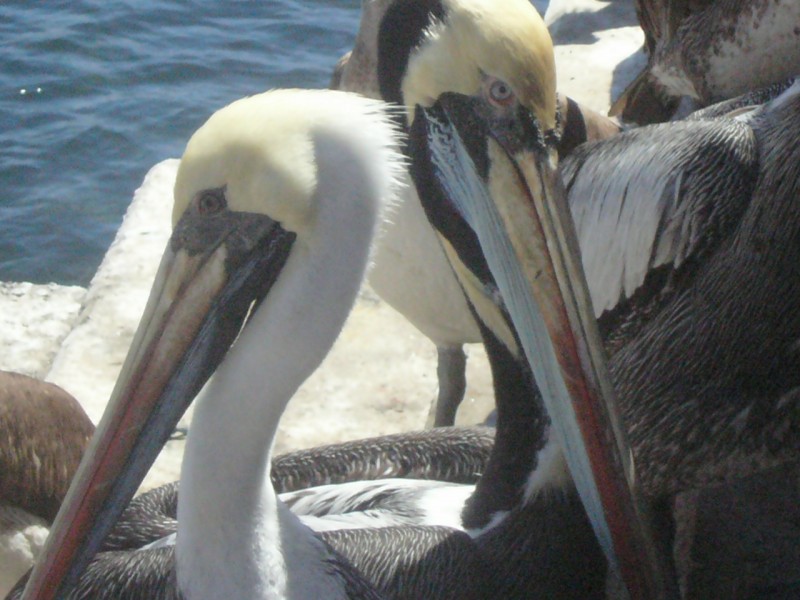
[19,210,296,599]
[413,99,675,599]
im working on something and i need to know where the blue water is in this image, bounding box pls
[0,1,359,285]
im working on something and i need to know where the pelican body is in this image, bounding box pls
[563,86,800,494]
[0,371,93,597]
[99,425,495,551]
[335,0,481,428]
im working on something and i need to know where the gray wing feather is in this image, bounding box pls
[562,119,758,318]
[272,426,493,492]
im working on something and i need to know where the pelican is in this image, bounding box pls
[611,0,800,123]
[332,1,639,579]
[12,3,638,595]
[408,13,800,588]
[335,0,662,594]
[12,89,408,599]
[331,0,621,426]
[0,371,93,597]
[335,0,483,428]
[564,82,800,495]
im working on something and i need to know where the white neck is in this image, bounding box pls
[175,132,384,600]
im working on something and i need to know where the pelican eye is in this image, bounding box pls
[196,188,227,215]
[488,80,514,106]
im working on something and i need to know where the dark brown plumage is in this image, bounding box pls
[673,462,800,597]
[0,370,93,523]
[569,91,800,495]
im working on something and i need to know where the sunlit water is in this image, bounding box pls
[0,1,359,284]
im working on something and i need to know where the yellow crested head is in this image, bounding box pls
[173,89,403,237]
[403,0,556,131]
[173,90,318,233]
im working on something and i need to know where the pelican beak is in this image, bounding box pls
[19,209,296,599]
[410,94,675,598]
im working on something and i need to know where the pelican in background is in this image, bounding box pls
[0,371,93,597]
[100,424,495,551]
[331,0,621,426]
[335,0,483,428]
[409,11,800,585]
[611,0,800,123]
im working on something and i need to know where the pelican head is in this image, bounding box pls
[381,0,556,135]
[376,0,565,357]
[19,89,403,600]
[174,89,401,235]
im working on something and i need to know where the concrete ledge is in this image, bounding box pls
[0,282,85,378]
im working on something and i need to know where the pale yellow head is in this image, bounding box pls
[403,0,556,130]
[173,88,403,236]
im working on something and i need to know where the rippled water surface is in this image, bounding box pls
[0,1,359,284]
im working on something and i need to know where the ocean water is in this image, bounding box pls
[0,1,360,285]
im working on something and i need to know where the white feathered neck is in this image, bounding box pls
[173,89,404,600]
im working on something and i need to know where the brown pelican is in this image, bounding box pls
[0,371,93,597]
[332,0,621,426]
[612,0,800,123]
[336,0,647,577]
[358,0,674,594]
[409,13,800,586]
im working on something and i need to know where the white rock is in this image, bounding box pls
[46,159,178,425]
[0,282,84,378]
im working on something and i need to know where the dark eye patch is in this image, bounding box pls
[195,187,227,216]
